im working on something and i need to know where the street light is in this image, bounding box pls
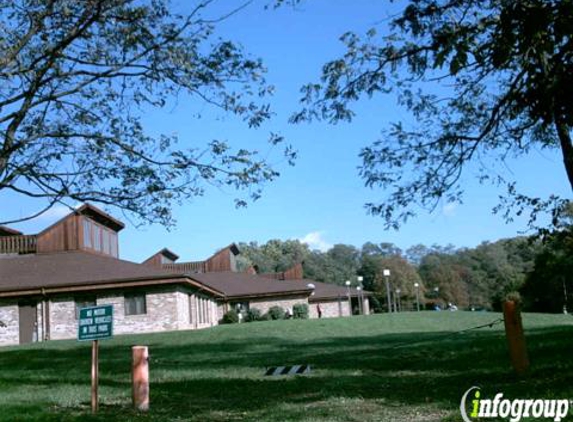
[383,269,392,313]
[563,277,568,314]
[345,280,351,316]
[395,288,401,312]
[357,276,364,315]
[414,282,420,311]
[357,286,363,315]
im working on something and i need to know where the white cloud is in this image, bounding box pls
[298,231,332,252]
[442,202,457,217]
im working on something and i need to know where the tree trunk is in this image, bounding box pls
[554,119,573,192]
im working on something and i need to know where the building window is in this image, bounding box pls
[109,232,118,257]
[102,229,110,255]
[125,294,146,316]
[75,297,96,319]
[93,224,102,252]
[83,220,92,248]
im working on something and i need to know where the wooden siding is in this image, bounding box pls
[36,214,81,253]
[205,248,235,272]
[142,253,163,267]
[163,261,206,273]
[162,246,238,273]
[284,263,304,280]
[0,235,37,254]
[142,249,178,267]
[260,263,304,281]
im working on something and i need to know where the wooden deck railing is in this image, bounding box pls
[0,235,37,254]
[163,261,207,274]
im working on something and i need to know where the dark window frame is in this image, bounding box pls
[124,294,147,316]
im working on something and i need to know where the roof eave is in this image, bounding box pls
[0,274,225,298]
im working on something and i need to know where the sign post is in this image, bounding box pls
[78,304,113,414]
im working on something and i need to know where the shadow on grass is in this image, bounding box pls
[0,325,572,421]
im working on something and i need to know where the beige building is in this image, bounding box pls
[0,204,370,346]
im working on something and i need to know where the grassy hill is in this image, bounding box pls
[0,312,572,421]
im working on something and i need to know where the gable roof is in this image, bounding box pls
[0,226,23,236]
[188,272,313,299]
[142,248,180,265]
[0,251,222,297]
[37,203,125,236]
[77,203,125,231]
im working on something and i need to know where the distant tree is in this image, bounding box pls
[360,254,423,311]
[327,244,360,268]
[291,0,573,229]
[405,244,431,266]
[419,253,469,309]
[521,210,573,312]
[461,238,540,309]
[361,242,402,257]
[0,0,295,226]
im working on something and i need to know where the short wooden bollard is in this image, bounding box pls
[503,300,530,375]
[132,346,149,411]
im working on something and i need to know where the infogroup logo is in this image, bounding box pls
[460,387,570,422]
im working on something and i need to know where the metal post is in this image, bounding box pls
[384,276,391,313]
[91,340,99,414]
[345,281,351,316]
[415,283,420,311]
[563,277,568,314]
[132,346,150,411]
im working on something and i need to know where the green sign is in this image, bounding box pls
[78,305,113,341]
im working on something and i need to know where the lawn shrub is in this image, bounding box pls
[221,309,239,324]
[245,308,262,322]
[292,303,309,319]
[267,306,285,320]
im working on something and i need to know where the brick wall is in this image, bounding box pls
[0,301,19,346]
[97,289,180,336]
[49,297,77,340]
[309,299,351,318]
[248,295,309,315]
[47,286,219,341]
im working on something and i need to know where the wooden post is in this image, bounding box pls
[132,346,149,411]
[503,300,530,375]
[91,340,99,413]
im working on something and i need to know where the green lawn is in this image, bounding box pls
[0,312,572,422]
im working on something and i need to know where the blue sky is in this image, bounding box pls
[2,0,571,264]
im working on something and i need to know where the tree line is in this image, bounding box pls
[237,231,572,314]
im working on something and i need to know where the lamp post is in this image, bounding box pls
[563,277,568,314]
[383,269,391,313]
[433,286,440,310]
[357,276,364,315]
[414,282,420,311]
[357,286,363,315]
[345,280,351,316]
